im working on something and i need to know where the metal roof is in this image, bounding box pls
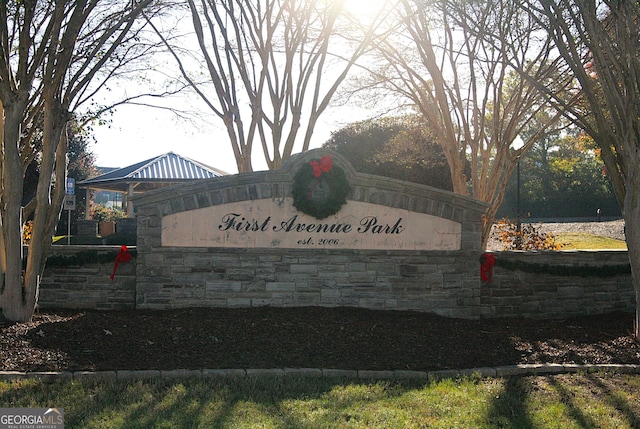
[78,152,227,193]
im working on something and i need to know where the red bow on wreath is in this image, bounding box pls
[480,252,496,282]
[307,156,334,201]
[110,245,132,281]
[310,156,333,177]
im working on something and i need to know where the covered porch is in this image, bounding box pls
[79,152,227,219]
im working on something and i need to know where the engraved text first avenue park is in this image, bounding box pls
[218,213,403,246]
[160,198,462,250]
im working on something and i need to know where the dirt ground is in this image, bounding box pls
[1,307,638,372]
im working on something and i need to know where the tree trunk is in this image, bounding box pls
[481,208,497,251]
[22,103,68,322]
[237,152,253,173]
[0,100,30,321]
[623,154,640,341]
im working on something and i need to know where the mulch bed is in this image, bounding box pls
[1,307,639,372]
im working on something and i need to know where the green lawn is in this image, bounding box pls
[1,372,639,428]
[555,233,627,250]
[52,233,137,246]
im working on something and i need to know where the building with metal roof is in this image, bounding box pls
[79,152,227,218]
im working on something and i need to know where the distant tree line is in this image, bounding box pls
[497,133,621,220]
[327,117,620,220]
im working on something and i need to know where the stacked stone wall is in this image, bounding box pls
[134,246,480,318]
[38,246,136,310]
[36,247,634,318]
[482,250,633,318]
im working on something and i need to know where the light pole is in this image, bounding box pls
[516,158,522,250]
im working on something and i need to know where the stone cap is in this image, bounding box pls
[133,148,488,223]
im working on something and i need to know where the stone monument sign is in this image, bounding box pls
[134,149,487,318]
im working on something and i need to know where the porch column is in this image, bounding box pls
[85,187,92,219]
[127,183,135,218]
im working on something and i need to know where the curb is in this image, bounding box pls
[1,364,639,381]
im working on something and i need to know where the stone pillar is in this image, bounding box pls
[77,219,98,237]
[116,218,137,235]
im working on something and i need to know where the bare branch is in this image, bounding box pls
[368,0,568,246]
[151,0,383,172]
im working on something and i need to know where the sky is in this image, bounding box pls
[91,101,241,174]
[91,98,369,175]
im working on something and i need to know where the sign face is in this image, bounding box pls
[63,194,76,211]
[162,198,461,251]
[65,177,75,195]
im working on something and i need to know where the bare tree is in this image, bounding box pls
[0,0,156,322]
[518,0,640,339]
[367,0,570,246]
[147,0,387,173]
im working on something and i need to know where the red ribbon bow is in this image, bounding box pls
[480,253,496,282]
[110,245,132,281]
[310,156,333,178]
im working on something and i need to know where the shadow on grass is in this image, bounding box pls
[547,375,599,428]
[586,373,640,428]
[0,377,423,428]
[486,373,640,429]
[484,376,536,429]
[546,372,640,429]
[3,375,640,428]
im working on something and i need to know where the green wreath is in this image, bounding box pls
[292,156,350,219]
